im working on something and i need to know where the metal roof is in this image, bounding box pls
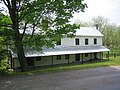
[19,27,103,37]
[11,45,110,58]
[75,27,103,36]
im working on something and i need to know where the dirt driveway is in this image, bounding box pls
[1,66,120,90]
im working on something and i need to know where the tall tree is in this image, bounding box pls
[0,0,87,71]
[74,19,90,27]
[90,16,109,33]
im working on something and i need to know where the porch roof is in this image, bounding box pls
[11,45,110,58]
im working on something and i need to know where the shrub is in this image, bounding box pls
[0,50,8,76]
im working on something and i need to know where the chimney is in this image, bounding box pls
[95,24,99,30]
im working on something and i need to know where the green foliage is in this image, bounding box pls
[0,0,87,71]
[0,37,4,47]
[0,49,8,72]
[0,0,88,49]
[0,13,13,48]
[0,32,8,72]
[0,59,8,71]
[0,49,6,59]
[0,14,10,72]
[17,0,87,48]
[0,13,13,36]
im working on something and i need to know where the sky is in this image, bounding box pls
[1,0,120,25]
[72,0,120,25]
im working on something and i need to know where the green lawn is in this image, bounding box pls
[2,56,120,76]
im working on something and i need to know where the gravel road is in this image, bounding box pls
[0,66,120,90]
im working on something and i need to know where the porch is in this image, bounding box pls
[10,45,110,70]
[11,52,110,70]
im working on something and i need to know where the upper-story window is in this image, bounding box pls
[75,38,79,45]
[85,38,88,45]
[57,39,61,45]
[94,38,97,44]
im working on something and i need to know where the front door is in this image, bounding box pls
[75,54,80,61]
[27,57,34,67]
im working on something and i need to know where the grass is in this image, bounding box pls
[2,56,120,77]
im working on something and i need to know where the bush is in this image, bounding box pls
[0,59,8,70]
[0,50,8,76]
[0,59,8,76]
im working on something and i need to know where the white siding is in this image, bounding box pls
[61,38,74,46]
[61,36,102,46]
[97,37,102,45]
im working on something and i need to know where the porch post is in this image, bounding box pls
[68,56,69,65]
[82,53,83,64]
[10,57,13,69]
[52,56,53,67]
[90,53,92,59]
[33,57,35,69]
[108,51,109,60]
[101,52,103,61]
[13,58,15,70]
[90,53,92,62]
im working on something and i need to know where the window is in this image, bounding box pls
[85,38,88,45]
[65,55,69,59]
[85,53,88,57]
[36,57,41,61]
[57,39,61,45]
[56,55,61,60]
[94,38,97,44]
[75,38,79,45]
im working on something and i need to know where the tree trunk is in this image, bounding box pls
[10,0,27,72]
[14,35,27,72]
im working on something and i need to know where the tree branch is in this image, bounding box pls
[0,24,12,28]
[21,21,29,40]
[3,0,13,22]
[18,7,34,22]
[3,0,8,7]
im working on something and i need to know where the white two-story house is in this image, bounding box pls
[10,27,110,69]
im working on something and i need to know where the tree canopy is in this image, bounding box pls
[0,0,87,71]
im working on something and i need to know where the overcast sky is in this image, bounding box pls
[1,0,120,25]
[72,0,120,25]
